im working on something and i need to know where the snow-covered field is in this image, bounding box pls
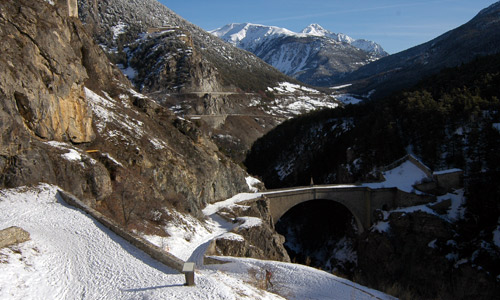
[0,184,395,300]
[264,82,339,117]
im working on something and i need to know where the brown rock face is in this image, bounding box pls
[1,1,94,143]
[207,199,290,262]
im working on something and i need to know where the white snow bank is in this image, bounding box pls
[437,189,465,221]
[330,84,353,90]
[363,160,429,193]
[336,94,363,105]
[202,193,262,216]
[236,217,263,229]
[372,221,390,233]
[433,168,463,175]
[219,232,246,242]
[144,210,234,262]
[246,176,262,193]
[45,141,96,165]
[207,257,396,300]
[268,82,320,94]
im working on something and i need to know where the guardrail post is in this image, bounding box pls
[183,262,196,286]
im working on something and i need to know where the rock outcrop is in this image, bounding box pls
[206,198,290,262]
[0,226,30,249]
[1,1,94,143]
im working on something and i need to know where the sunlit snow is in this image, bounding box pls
[0,184,395,300]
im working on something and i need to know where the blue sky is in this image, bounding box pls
[160,0,498,54]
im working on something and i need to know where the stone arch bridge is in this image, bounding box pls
[257,185,434,233]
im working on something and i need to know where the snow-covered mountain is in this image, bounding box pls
[211,23,388,86]
[300,24,386,56]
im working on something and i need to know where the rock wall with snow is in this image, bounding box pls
[0,0,249,227]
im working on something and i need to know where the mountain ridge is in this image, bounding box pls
[340,0,500,99]
[211,22,388,86]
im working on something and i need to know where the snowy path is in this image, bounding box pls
[187,215,234,265]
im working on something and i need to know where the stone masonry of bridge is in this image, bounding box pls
[259,185,435,233]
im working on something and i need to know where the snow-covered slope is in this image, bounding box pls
[0,184,395,300]
[300,24,386,56]
[211,23,388,86]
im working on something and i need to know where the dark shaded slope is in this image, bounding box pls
[341,2,500,99]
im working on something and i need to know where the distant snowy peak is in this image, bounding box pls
[211,22,388,86]
[212,23,387,56]
[210,23,299,52]
[300,23,331,37]
[352,39,387,56]
[300,24,355,44]
[211,23,297,41]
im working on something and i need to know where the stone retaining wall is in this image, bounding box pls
[58,190,185,272]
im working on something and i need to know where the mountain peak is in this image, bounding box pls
[301,24,329,36]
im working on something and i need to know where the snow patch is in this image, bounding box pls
[433,168,463,175]
[335,94,363,105]
[0,185,395,300]
[61,149,82,161]
[246,176,262,193]
[202,193,262,216]
[218,232,245,242]
[111,22,127,42]
[372,221,390,233]
[235,217,263,229]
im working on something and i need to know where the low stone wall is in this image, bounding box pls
[0,226,30,249]
[434,171,463,191]
[395,189,435,207]
[58,190,185,272]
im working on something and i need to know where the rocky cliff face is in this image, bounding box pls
[125,27,221,94]
[206,198,290,262]
[1,1,94,144]
[0,0,249,231]
[77,0,291,93]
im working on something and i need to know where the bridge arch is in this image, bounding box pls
[265,188,369,232]
[274,198,364,234]
[263,186,376,233]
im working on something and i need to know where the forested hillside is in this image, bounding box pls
[245,52,500,226]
